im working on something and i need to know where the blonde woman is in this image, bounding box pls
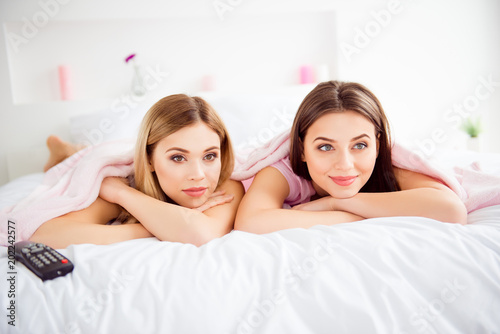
[31,94,244,248]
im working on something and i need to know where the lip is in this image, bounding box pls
[330,176,357,187]
[182,187,208,197]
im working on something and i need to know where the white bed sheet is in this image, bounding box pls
[1,205,499,334]
[0,173,44,211]
[1,149,500,333]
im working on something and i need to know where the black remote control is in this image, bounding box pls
[14,241,74,281]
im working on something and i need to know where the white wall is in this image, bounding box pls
[335,0,500,157]
[1,0,499,185]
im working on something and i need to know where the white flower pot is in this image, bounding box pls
[466,136,482,152]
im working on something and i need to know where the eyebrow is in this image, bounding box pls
[165,146,220,154]
[313,134,371,143]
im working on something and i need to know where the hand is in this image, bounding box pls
[99,177,130,204]
[194,190,234,212]
[292,196,335,212]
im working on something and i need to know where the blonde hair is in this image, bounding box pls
[120,94,234,223]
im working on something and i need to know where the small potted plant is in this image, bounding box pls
[461,116,482,151]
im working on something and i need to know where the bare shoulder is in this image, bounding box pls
[255,166,289,188]
[243,166,290,205]
[218,179,245,198]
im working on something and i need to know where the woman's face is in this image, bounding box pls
[150,122,222,208]
[302,111,378,199]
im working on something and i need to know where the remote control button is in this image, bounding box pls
[21,248,30,254]
[31,247,44,253]
[61,259,68,264]
[45,252,57,262]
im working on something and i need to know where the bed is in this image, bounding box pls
[1,89,500,333]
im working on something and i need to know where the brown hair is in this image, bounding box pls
[121,94,234,223]
[289,80,400,193]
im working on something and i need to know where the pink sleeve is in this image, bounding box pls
[270,156,316,207]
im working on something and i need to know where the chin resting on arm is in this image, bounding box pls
[234,167,362,234]
[293,168,467,225]
[100,177,244,247]
[339,168,467,224]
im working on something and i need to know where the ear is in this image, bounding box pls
[148,158,155,172]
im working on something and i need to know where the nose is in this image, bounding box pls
[334,149,354,171]
[188,160,205,181]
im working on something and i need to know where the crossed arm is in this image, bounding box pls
[30,178,244,249]
[234,166,467,234]
[234,167,362,234]
[292,167,467,224]
[99,177,244,246]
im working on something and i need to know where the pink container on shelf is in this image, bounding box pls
[58,65,72,100]
[201,75,216,91]
[299,65,314,84]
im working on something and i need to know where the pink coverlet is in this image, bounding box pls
[231,131,498,213]
[1,133,499,246]
[0,139,135,246]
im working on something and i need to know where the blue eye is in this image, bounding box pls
[353,143,367,150]
[318,144,333,152]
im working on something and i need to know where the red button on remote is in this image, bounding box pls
[61,259,68,264]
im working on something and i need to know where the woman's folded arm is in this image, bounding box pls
[234,167,362,234]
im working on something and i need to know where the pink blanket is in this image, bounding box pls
[231,131,499,213]
[0,139,135,246]
[1,133,499,246]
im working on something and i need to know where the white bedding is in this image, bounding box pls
[1,148,500,333]
[1,205,499,333]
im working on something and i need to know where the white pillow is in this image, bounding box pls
[69,107,145,146]
[199,84,314,153]
[69,85,315,153]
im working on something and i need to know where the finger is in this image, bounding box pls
[217,194,234,205]
[206,195,234,208]
[209,190,226,198]
[195,201,219,212]
[195,195,234,212]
